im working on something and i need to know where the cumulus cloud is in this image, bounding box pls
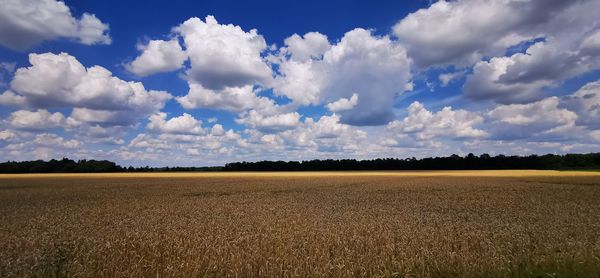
[66,108,129,127]
[463,55,552,104]
[326,93,358,112]
[275,29,412,125]
[4,52,171,126]
[283,32,330,61]
[387,102,488,141]
[392,0,594,69]
[561,80,600,129]
[177,83,278,114]
[127,39,187,76]
[4,5,600,164]
[305,114,364,139]
[272,114,368,151]
[272,58,324,106]
[580,30,600,56]
[236,110,301,132]
[0,130,14,141]
[0,131,89,161]
[122,114,376,165]
[0,91,27,106]
[394,0,600,104]
[465,39,600,104]
[7,109,66,130]
[34,133,80,149]
[138,17,410,126]
[0,0,110,50]
[438,71,465,87]
[175,16,272,90]
[126,124,249,165]
[137,15,284,116]
[211,124,225,136]
[486,97,578,140]
[147,112,205,135]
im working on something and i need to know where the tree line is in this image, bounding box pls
[0,158,122,173]
[0,158,224,173]
[223,153,600,171]
[0,153,599,173]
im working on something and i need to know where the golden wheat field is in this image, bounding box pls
[1,171,600,277]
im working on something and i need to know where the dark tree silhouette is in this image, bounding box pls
[1,153,599,173]
[0,158,122,173]
[224,153,600,171]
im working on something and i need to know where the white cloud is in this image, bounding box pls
[486,97,578,140]
[463,55,552,104]
[278,114,367,149]
[6,52,171,126]
[326,93,358,112]
[392,0,597,69]
[66,108,126,127]
[274,29,411,125]
[177,83,277,114]
[580,29,600,55]
[272,58,324,106]
[147,112,205,135]
[207,117,218,123]
[73,125,130,143]
[175,16,272,90]
[0,91,27,106]
[211,124,225,136]
[497,41,595,84]
[127,39,187,76]
[142,18,410,127]
[488,97,575,126]
[387,102,488,140]
[0,0,110,50]
[34,133,80,149]
[77,13,111,45]
[0,130,15,141]
[7,109,66,130]
[216,113,374,161]
[307,114,363,139]
[438,71,465,87]
[561,80,600,128]
[393,0,600,104]
[260,134,284,146]
[283,32,330,61]
[465,40,600,104]
[134,15,279,115]
[4,5,600,164]
[0,131,91,161]
[236,110,301,132]
[125,125,250,165]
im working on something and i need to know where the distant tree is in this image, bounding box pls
[224,153,600,171]
[1,153,600,173]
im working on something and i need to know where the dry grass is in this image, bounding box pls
[2,169,599,179]
[1,171,599,277]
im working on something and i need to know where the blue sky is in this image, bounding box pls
[1,0,599,166]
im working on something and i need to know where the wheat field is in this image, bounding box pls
[1,171,600,277]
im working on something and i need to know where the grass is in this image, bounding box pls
[0,171,599,277]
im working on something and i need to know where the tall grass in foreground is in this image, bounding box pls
[1,174,599,277]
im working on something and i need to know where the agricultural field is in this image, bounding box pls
[1,171,600,277]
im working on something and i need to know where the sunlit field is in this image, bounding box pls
[1,171,600,277]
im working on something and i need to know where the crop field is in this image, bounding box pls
[1,171,600,277]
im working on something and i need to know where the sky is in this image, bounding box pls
[0,0,600,166]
